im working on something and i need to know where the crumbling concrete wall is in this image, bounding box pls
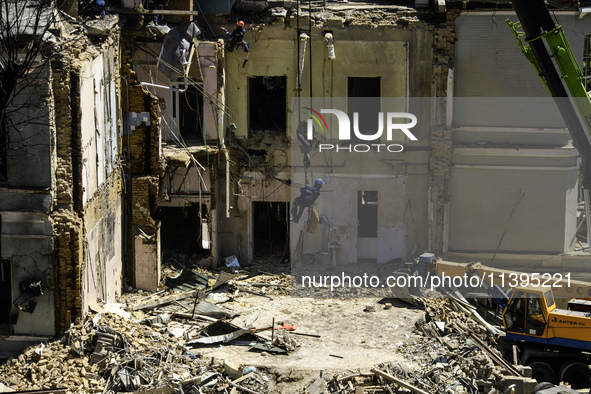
[131,176,160,290]
[82,172,123,313]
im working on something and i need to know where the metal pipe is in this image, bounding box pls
[140,61,190,92]
[140,82,187,92]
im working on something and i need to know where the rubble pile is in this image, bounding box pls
[0,267,537,394]
[318,296,531,394]
[0,312,277,393]
[0,313,202,392]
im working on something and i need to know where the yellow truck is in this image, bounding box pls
[409,257,591,388]
[501,286,591,389]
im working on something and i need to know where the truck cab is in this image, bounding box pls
[502,287,554,340]
[502,287,591,387]
[503,287,591,351]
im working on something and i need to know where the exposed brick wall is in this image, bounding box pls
[52,210,83,332]
[50,55,84,333]
[131,176,159,229]
[429,10,460,256]
[121,31,163,287]
[49,31,124,334]
[120,39,162,176]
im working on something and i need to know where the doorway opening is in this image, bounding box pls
[357,190,378,261]
[253,202,289,259]
[159,204,209,254]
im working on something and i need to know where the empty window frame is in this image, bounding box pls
[171,84,204,140]
[348,77,381,139]
[248,76,287,134]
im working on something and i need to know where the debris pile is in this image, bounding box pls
[0,268,303,393]
[317,296,536,394]
[0,311,280,393]
[0,312,204,392]
[0,266,539,394]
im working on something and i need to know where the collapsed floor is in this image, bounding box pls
[0,262,580,394]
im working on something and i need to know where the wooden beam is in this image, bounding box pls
[370,369,430,394]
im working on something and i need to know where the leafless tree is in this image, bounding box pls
[0,0,61,184]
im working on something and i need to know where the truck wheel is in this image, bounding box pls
[559,362,591,389]
[531,382,554,393]
[529,362,556,384]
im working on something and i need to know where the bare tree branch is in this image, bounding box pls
[0,0,63,184]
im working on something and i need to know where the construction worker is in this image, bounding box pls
[91,0,106,18]
[221,21,250,53]
[291,179,323,223]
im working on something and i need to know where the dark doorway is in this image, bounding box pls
[358,191,378,238]
[159,204,208,253]
[253,202,289,259]
[249,76,287,134]
[0,259,12,325]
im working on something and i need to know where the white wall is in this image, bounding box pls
[82,196,123,312]
[80,48,119,204]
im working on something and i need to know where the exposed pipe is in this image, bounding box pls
[140,61,190,92]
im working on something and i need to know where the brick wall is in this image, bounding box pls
[121,31,162,288]
[49,30,125,334]
[50,53,84,333]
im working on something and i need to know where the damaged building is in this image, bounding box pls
[0,1,124,353]
[2,0,591,359]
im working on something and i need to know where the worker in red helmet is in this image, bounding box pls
[221,21,250,53]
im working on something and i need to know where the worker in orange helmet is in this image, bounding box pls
[221,21,250,53]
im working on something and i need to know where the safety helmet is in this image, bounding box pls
[314,178,324,188]
[237,21,245,27]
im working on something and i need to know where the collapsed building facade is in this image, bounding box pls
[1,0,591,352]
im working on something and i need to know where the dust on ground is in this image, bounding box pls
[158,252,426,390]
[202,294,424,390]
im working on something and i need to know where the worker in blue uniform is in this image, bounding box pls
[221,21,250,53]
[92,0,106,18]
[291,179,323,223]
